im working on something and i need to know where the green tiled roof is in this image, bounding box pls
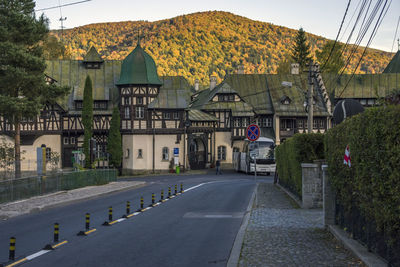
[224,74,274,115]
[260,127,275,140]
[117,43,162,86]
[383,50,400,73]
[188,109,218,121]
[45,60,121,110]
[321,73,400,99]
[148,76,192,109]
[83,46,103,63]
[267,74,329,117]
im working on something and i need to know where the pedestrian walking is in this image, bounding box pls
[216,159,222,175]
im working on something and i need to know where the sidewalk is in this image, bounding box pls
[0,181,146,220]
[239,182,365,266]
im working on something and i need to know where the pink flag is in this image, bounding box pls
[343,145,351,167]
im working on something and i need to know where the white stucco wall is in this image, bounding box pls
[215,132,233,163]
[122,134,185,171]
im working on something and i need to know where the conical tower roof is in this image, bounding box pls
[383,50,400,73]
[117,42,162,86]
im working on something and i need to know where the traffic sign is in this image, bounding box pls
[246,124,260,141]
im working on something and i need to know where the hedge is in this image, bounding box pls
[325,105,400,261]
[275,133,324,198]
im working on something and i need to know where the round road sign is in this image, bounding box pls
[246,124,260,141]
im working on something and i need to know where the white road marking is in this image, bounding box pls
[26,250,50,260]
[205,215,233,218]
[184,183,205,192]
[116,218,125,222]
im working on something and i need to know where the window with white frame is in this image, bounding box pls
[135,107,144,119]
[218,146,226,160]
[63,137,69,145]
[234,118,241,127]
[163,112,170,119]
[162,147,169,161]
[124,107,130,119]
[242,118,248,127]
[173,112,179,119]
[70,137,75,144]
[136,97,143,105]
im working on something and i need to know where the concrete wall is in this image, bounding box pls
[322,164,335,226]
[301,163,323,208]
[122,134,185,172]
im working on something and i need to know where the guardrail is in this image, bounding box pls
[0,169,117,204]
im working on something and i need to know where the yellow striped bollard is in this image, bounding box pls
[126,201,130,215]
[151,193,155,205]
[85,213,90,230]
[168,187,171,198]
[108,206,113,222]
[174,185,177,195]
[180,183,184,193]
[9,237,15,261]
[140,197,144,210]
[160,189,164,201]
[54,223,59,242]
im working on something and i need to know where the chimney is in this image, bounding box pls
[210,76,217,90]
[290,63,299,75]
[237,64,245,74]
[194,79,199,91]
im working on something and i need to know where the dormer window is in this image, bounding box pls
[218,94,235,102]
[83,46,104,69]
[280,96,291,105]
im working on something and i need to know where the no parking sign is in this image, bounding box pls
[246,124,260,141]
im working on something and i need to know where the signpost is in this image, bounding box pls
[246,124,260,180]
[174,148,179,174]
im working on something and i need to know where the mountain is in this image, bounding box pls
[52,11,394,86]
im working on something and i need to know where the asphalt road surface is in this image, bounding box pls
[0,172,269,267]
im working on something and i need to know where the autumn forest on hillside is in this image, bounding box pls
[49,11,394,86]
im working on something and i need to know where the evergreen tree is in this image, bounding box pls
[107,106,122,169]
[316,40,344,74]
[82,75,93,168]
[291,27,312,71]
[0,0,69,177]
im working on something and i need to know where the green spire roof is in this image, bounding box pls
[83,46,103,63]
[383,50,400,73]
[117,43,162,86]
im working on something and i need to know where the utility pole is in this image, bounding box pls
[307,60,314,133]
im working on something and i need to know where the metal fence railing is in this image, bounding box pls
[0,169,117,204]
[335,202,399,266]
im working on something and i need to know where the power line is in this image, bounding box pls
[35,0,91,12]
[321,0,352,71]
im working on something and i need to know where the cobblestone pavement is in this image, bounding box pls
[239,182,365,267]
[0,181,145,220]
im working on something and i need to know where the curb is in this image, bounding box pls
[226,182,257,267]
[1,182,147,220]
[275,182,302,208]
[328,225,387,267]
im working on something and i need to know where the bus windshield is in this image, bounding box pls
[249,141,274,160]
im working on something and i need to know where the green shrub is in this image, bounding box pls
[275,133,324,197]
[325,105,400,246]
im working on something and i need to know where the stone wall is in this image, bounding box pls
[301,163,323,208]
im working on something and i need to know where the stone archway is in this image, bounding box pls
[188,137,206,170]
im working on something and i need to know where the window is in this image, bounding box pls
[218,146,226,160]
[125,149,130,159]
[75,101,83,110]
[135,107,144,119]
[162,147,169,161]
[319,119,325,129]
[297,119,304,129]
[136,97,143,105]
[313,119,318,129]
[137,149,143,158]
[94,101,107,110]
[242,118,248,127]
[173,112,179,120]
[123,97,131,105]
[258,117,272,127]
[234,118,241,127]
[70,137,75,144]
[163,112,170,119]
[124,107,130,119]
[46,147,51,161]
[63,137,69,145]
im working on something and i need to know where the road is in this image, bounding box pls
[0,172,268,266]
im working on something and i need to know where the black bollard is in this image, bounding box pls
[126,201,130,215]
[9,237,15,261]
[54,223,59,243]
[85,213,90,230]
[161,189,164,201]
[140,197,144,210]
[174,185,177,195]
[168,187,171,198]
[180,183,183,193]
[152,193,155,205]
[108,206,113,222]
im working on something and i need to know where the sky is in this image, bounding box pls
[34,0,400,53]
